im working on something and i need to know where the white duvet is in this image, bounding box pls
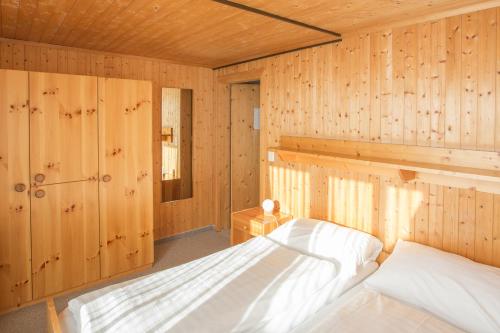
[291,285,465,333]
[66,236,375,333]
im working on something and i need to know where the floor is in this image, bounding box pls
[0,228,230,333]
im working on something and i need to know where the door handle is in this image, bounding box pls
[14,183,27,192]
[34,173,46,183]
[34,189,45,198]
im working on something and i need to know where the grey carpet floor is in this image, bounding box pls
[0,228,230,333]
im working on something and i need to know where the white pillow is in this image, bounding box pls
[266,218,383,276]
[365,239,500,333]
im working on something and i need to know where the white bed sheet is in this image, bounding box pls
[291,284,465,333]
[60,236,377,333]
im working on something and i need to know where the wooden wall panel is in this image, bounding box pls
[0,69,31,311]
[461,12,479,150]
[215,7,500,266]
[31,181,100,299]
[477,10,496,151]
[29,72,98,186]
[98,78,153,277]
[497,7,500,151]
[0,39,215,240]
[445,16,462,148]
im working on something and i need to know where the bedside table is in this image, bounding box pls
[230,207,293,245]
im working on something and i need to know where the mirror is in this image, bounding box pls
[161,88,193,202]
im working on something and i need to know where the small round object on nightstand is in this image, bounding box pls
[262,199,274,216]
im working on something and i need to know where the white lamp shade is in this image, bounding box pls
[262,199,275,215]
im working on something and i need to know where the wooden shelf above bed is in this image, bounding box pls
[268,136,500,194]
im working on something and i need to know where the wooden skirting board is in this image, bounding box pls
[270,137,500,194]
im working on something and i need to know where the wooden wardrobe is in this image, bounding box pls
[0,69,153,311]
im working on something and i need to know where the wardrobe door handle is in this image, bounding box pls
[34,189,45,199]
[102,174,112,182]
[14,183,27,192]
[34,173,46,183]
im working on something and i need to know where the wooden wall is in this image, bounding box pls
[215,7,500,266]
[0,38,215,240]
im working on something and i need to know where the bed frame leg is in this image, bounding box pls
[46,298,62,333]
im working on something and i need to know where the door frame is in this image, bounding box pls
[229,82,261,215]
[215,68,265,231]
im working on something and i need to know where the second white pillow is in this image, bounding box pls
[266,218,383,276]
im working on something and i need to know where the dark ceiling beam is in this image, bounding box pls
[211,0,342,37]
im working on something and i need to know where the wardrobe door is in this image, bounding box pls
[29,72,98,186]
[31,181,100,299]
[0,70,32,310]
[98,78,153,278]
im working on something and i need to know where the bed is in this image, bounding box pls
[50,218,383,333]
[292,284,464,333]
[292,239,500,333]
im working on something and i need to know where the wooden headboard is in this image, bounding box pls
[267,136,500,268]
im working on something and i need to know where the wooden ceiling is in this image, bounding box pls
[233,0,496,34]
[0,0,497,68]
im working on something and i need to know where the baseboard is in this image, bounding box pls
[154,224,217,244]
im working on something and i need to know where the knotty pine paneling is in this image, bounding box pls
[4,1,496,68]
[0,39,215,240]
[215,7,500,266]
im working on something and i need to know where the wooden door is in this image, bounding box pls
[31,181,100,299]
[231,84,260,212]
[0,70,32,310]
[30,72,98,186]
[98,78,153,278]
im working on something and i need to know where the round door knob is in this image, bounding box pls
[34,173,46,183]
[34,189,45,198]
[14,183,27,192]
[102,174,112,182]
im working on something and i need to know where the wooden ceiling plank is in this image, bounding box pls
[39,0,79,43]
[62,0,115,46]
[76,0,136,49]
[14,0,38,40]
[46,0,96,45]
[122,2,332,66]
[28,0,60,42]
[103,1,213,52]
[140,24,330,67]
[0,0,3,37]
[92,0,183,52]
[1,0,20,38]
[233,0,499,34]
[106,1,246,55]
[212,0,341,37]
[103,2,265,62]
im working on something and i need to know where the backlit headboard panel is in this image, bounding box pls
[268,136,500,268]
